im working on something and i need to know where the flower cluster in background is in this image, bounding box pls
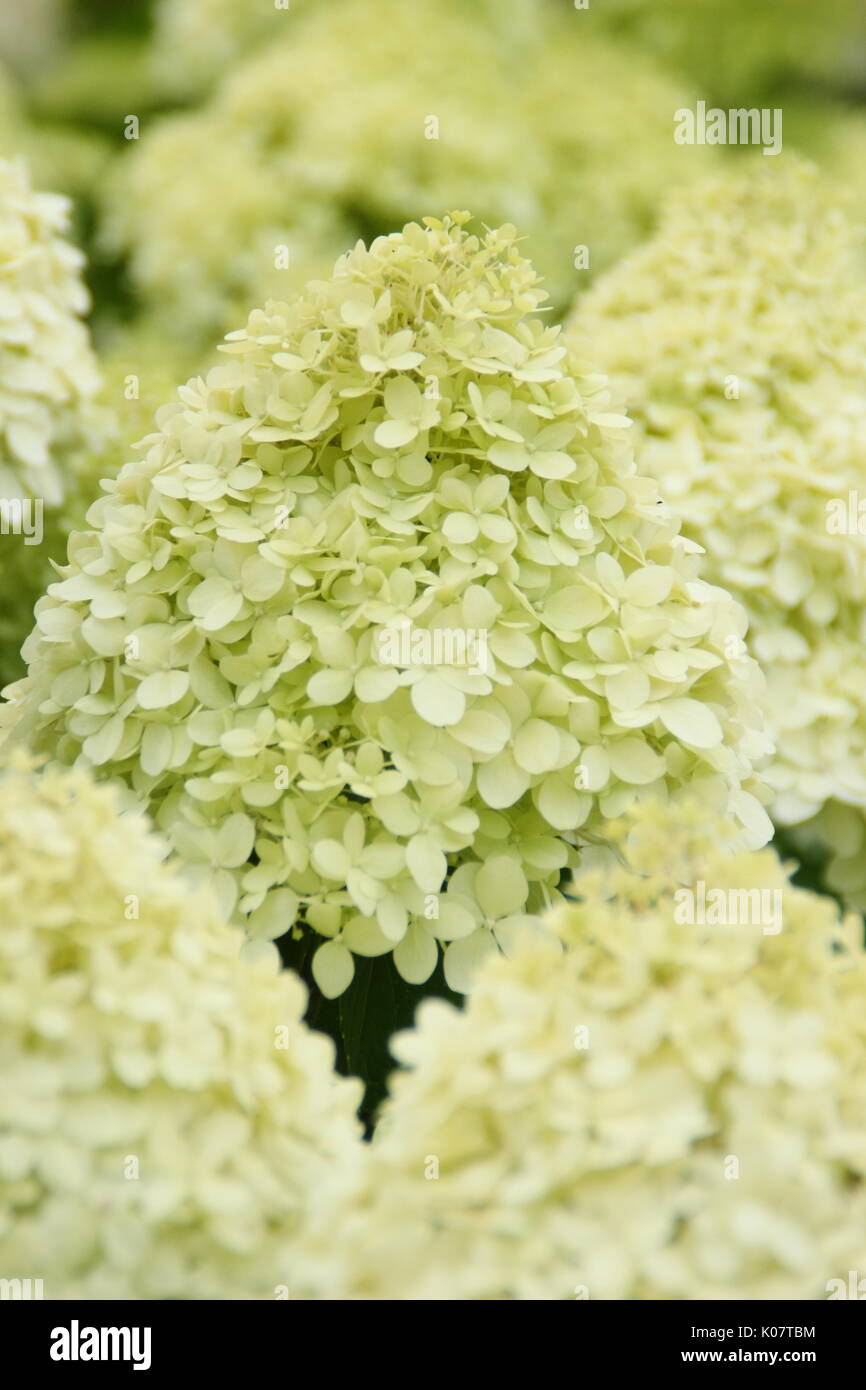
[0,756,362,1299]
[297,797,866,1300]
[0,156,98,504]
[5,768,866,1301]
[0,156,104,685]
[103,0,716,347]
[0,151,194,689]
[571,160,866,909]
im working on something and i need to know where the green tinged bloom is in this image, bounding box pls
[3,214,769,998]
[570,160,866,906]
[0,756,362,1299]
[0,155,100,503]
[301,796,866,1300]
[0,155,102,686]
[105,0,715,345]
[150,0,320,98]
[148,0,537,98]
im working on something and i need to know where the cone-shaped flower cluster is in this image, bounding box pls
[3,215,769,998]
[106,0,714,344]
[0,155,100,503]
[571,161,866,906]
[0,756,362,1300]
[303,796,866,1300]
[0,156,102,686]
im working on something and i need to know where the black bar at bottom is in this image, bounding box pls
[2,1297,861,1374]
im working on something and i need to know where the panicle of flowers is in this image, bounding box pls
[0,155,100,505]
[3,214,769,998]
[105,0,716,346]
[571,159,866,908]
[0,155,104,686]
[0,755,362,1299]
[298,795,866,1300]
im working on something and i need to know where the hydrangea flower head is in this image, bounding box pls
[0,755,362,1299]
[106,0,715,344]
[0,155,102,686]
[570,160,866,906]
[0,155,100,504]
[307,795,866,1300]
[3,214,769,998]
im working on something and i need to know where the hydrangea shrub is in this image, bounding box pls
[3,215,770,999]
[302,796,866,1300]
[0,757,362,1299]
[570,161,866,907]
[104,0,715,344]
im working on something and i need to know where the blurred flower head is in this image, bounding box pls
[571,159,866,907]
[0,155,103,687]
[0,155,99,504]
[105,0,716,345]
[0,754,362,1299]
[304,794,866,1299]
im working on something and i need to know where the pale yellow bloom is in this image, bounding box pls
[106,0,716,345]
[2,215,770,998]
[300,796,866,1300]
[0,756,362,1299]
[0,155,102,686]
[571,160,866,908]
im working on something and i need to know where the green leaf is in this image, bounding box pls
[278,928,462,1135]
